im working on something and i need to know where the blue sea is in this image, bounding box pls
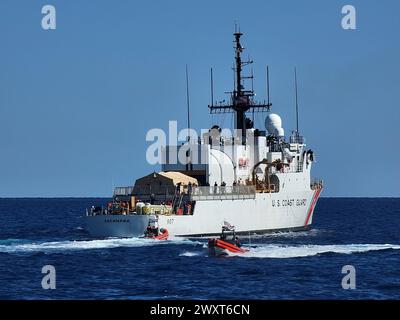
[0,198,399,300]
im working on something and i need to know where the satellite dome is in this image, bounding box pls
[265,113,283,135]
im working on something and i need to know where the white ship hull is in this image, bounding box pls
[85,188,321,238]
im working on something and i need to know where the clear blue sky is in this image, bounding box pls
[0,0,399,197]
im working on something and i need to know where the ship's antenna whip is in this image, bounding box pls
[266,66,271,106]
[186,64,191,141]
[251,67,254,123]
[210,67,214,106]
[251,67,254,92]
[294,67,299,133]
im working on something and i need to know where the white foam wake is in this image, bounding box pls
[179,251,202,257]
[254,229,322,239]
[229,244,400,259]
[0,237,199,254]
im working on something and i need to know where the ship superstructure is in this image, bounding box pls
[85,32,323,238]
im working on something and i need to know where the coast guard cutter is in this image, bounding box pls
[85,31,323,237]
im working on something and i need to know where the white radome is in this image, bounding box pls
[265,113,284,136]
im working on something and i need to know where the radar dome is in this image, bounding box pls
[265,113,283,136]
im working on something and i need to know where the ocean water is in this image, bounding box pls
[0,198,399,300]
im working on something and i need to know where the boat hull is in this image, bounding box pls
[85,188,322,238]
[208,245,229,257]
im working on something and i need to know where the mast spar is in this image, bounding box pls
[208,31,271,144]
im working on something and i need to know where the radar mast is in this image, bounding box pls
[208,31,271,144]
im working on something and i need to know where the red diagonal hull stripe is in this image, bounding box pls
[304,188,322,226]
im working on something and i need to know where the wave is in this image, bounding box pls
[229,243,400,259]
[3,237,398,259]
[0,237,200,254]
[179,251,203,257]
[249,229,323,239]
[0,239,29,246]
[178,243,400,259]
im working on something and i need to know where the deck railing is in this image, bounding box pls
[114,184,257,201]
[114,185,177,196]
[190,185,256,201]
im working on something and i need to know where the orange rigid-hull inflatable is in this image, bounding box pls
[145,228,169,240]
[208,238,248,256]
[154,229,169,240]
